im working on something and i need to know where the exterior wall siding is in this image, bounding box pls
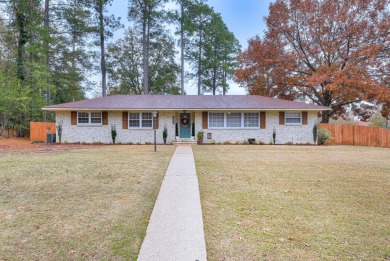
[195,111,318,144]
[56,110,317,144]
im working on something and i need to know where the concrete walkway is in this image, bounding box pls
[138,145,207,261]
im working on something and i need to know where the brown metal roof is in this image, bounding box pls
[42,95,330,111]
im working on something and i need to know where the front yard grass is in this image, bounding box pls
[193,145,390,260]
[0,145,175,260]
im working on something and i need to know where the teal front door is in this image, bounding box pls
[179,113,191,138]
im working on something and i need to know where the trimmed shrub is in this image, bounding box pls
[317,127,333,145]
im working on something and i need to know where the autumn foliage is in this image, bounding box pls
[236,0,390,122]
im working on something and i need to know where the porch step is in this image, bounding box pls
[172,138,197,145]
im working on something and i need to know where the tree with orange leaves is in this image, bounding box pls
[235,0,390,123]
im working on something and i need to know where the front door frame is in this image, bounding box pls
[179,112,191,138]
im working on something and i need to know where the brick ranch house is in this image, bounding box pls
[42,95,330,144]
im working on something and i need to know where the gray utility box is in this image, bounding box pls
[46,133,56,143]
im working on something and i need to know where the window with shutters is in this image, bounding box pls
[209,112,260,128]
[90,112,102,124]
[128,112,153,128]
[77,112,102,125]
[129,113,140,127]
[285,112,302,125]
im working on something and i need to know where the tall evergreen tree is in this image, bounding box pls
[184,0,213,95]
[89,0,122,97]
[202,12,239,95]
[128,0,167,95]
[107,26,179,95]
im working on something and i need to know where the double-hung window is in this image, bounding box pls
[244,113,260,127]
[209,113,224,128]
[226,113,242,127]
[128,112,153,128]
[209,112,260,128]
[77,112,102,125]
[285,112,301,124]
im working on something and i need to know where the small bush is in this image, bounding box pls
[284,141,294,145]
[81,142,87,145]
[317,127,333,145]
[209,139,216,144]
[111,124,117,144]
[313,123,318,144]
[242,140,250,145]
[223,140,232,145]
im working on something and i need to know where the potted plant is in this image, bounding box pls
[111,124,117,144]
[197,130,204,145]
[163,125,168,144]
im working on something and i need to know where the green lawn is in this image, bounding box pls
[0,145,175,260]
[193,145,390,260]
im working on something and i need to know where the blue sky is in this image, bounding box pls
[207,0,272,49]
[107,0,273,95]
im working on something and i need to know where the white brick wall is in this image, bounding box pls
[56,110,318,144]
[56,111,176,144]
[195,111,318,144]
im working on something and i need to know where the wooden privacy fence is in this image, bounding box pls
[318,123,390,148]
[30,122,56,142]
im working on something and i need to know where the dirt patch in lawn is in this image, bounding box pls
[194,145,390,260]
[0,138,101,154]
[0,145,175,260]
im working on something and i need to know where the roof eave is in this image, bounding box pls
[42,107,331,111]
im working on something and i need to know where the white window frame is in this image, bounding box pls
[128,112,153,129]
[77,111,102,126]
[208,112,260,129]
[285,112,302,125]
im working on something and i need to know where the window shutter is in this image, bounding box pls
[191,112,195,123]
[122,112,128,129]
[279,111,285,125]
[302,111,308,125]
[71,111,77,125]
[154,112,159,129]
[202,112,208,129]
[102,111,108,125]
[260,111,266,129]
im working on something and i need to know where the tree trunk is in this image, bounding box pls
[145,12,150,94]
[98,2,107,97]
[321,110,331,123]
[43,0,50,108]
[142,13,148,95]
[44,0,49,68]
[222,58,226,95]
[212,67,216,95]
[197,26,202,95]
[180,3,185,95]
[16,10,27,80]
